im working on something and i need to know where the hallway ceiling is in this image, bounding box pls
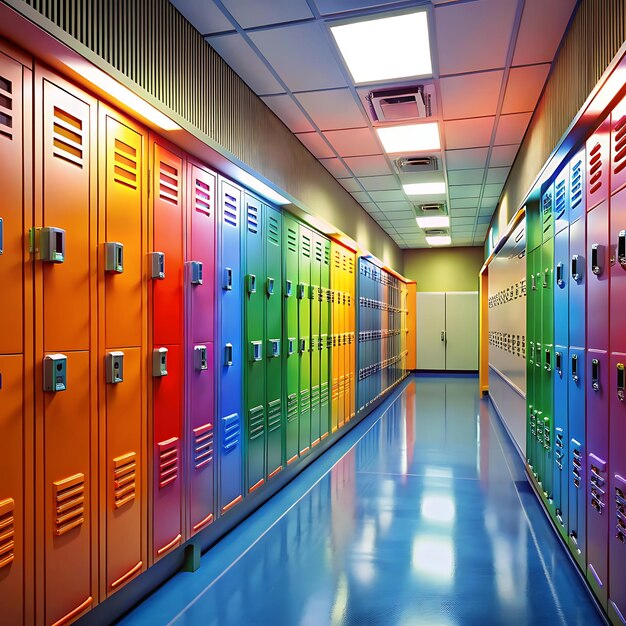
[170,0,576,248]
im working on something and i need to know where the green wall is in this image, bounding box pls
[403,247,483,292]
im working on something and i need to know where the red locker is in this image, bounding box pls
[587,116,610,211]
[150,139,185,560]
[34,69,98,625]
[611,94,626,196]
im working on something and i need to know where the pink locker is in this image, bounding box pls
[611,94,626,196]
[186,162,216,537]
[587,116,610,211]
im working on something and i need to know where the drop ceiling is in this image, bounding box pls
[170,0,576,248]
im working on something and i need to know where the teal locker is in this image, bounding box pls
[298,227,312,455]
[244,194,266,493]
[265,205,283,478]
[320,238,331,440]
[310,235,323,447]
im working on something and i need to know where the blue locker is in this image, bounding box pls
[218,178,244,515]
[554,166,569,235]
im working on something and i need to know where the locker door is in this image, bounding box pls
[310,235,322,446]
[265,205,283,478]
[186,163,216,536]
[554,167,569,235]
[244,194,266,492]
[587,116,610,212]
[611,95,626,196]
[283,216,299,464]
[332,244,343,430]
[416,293,446,369]
[347,252,356,420]
[320,239,331,440]
[218,178,243,514]
[99,109,147,594]
[298,227,312,454]
[151,139,184,560]
[569,219,587,349]
[35,72,97,625]
[526,246,536,470]
[533,247,544,483]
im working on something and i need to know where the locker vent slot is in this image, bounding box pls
[570,159,583,210]
[223,192,238,227]
[287,227,297,252]
[301,234,311,258]
[248,405,265,440]
[268,214,279,246]
[554,178,566,220]
[159,162,179,205]
[114,139,138,190]
[52,106,84,167]
[193,423,214,471]
[195,179,212,216]
[321,381,329,406]
[53,473,85,536]
[589,142,603,194]
[113,452,137,509]
[300,388,311,414]
[324,244,330,265]
[0,75,12,140]
[315,240,323,262]
[287,393,298,422]
[0,498,15,568]
[614,115,626,174]
[311,384,320,407]
[222,413,241,452]
[158,438,179,488]
[332,378,339,401]
[267,399,282,432]
[334,250,341,269]
[247,202,259,233]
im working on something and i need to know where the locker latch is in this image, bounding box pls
[150,252,165,279]
[308,285,315,300]
[224,267,233,290]
[43,354,67,392]
[297,283,306,300]
[288,338,295,356]
[571,353,578,383]
[571,255,582,282]
[542,269,549,288]
[105,242,124,274]
[619,230,626,266]
[618,363,625,401]
[0,217,3,255]
[268,339,280,358]
[266,277,275,296]
[555,263,564,287]
[320,334,327,350]
[188,261,203,285]
[299,338,306,353]
[555,351,562,376]
[591,244,603,275]
[592,358,600,391]
[250,341,263,362]
[152,347,168,377]
[106,351,124,384]
[37,227,66,263]
[247,274,257,294]
[224,343,233,366]
[285,279,293,297]
[530,273,536,290]
[194,345,208,371]
[544,348,551,372]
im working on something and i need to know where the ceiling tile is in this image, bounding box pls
[368,190,406,202]
[444,117,495,150]
[392,219,418,228]
[435,0,518,75]
[450,198,479,209]
[486,167,510,184]
[484,183,504,197]
[360,202,379,213]
[395,226,420,234]
[343,155,391,177]
[351,191,371,203]
[376,201,412,212]
[440,71,503,120]
[314,0,404,15]
[221,0,313,29]
[502,64,551,114]
[324,128,380,157]
[451,217,476,226]
[295,89,367,131]
[477,216,492,224]
[449,185,482,199]
[450,208,478,217]
[447,168,485,185]
[206,33,284,95]
[320,157,350,177]
[445,147,489,170]
[384,211,415,220]
[479,206,495,216]
[494,112,532,145]
[480,196,500,209]
[358,175,399,191]
[339,178,363,192]
[513,0,577,66]
[262,94,313,133]
[171,0,233,35]
[295,132,335,158]
[490,144,518,167]
[248,23,347,92]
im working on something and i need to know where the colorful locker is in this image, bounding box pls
[150,138,184,560]
[587,117,610,211]
[310,235,322,447]
[298,226,312,454]
[320,238,331,440]
[34,69,98,625]
[265,205,283,478]
[98,106,148,594]
[0,46,31,626]
[347,251,356,420]
[331,243,342,432]
[244,194,266,492]
[185,162,216,536]
[283,215,300,464]
[217,178,244,514]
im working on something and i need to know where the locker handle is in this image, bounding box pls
[150,251,165,279]
[591,244,603,275]
[592,358,600,391]
[247,274,257,295]
[250,341,262,362]
[285,279,293,297]
[530,273,536,291]
[188,261,203,285]
[555,351,562,375]
[543,269,549,288]
[620,230,626,266]
[571,354,578,382]
[224,343,233,367]
[105,242,124,274]
[556,263,564,287]
[0,217,4,255]
[224,267,233,290]
[297,283,306,300]
[288,338,295,356]
[266,277,275,296]
[544,349,551,372]
[618,363,625,401]
[440,331,446,343]
[571,255,582,282]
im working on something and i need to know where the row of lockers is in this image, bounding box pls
[357,258,408,410]
[525,91,626,625]
[0,48,409,626]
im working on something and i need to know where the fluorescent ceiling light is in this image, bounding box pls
[330,11,432,83]
[426,235,452,246]
[416,216,450,228]
[403,181,446,196]
[377,123,440,154]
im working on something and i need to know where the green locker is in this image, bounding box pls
[310,235,323,446]
[283,216,300,465]
[526,244,536,471]
[244,194,266,492]
[298,226,312,455]
[320,238,331,440]
[265,205,283,478]
[541,236,554,508]
[534,248,544,485]
[527,197,542,253]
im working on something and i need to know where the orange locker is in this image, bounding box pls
[150,138,185,560]
[34,69,98,625]
[331,243,344,431]
[98,107,148,595]
[347,250,356,421]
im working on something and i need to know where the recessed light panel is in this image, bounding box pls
[377,123,440,154]
[331,11,432,84]
[403,181,446,196]
[416,216,450,229]
[426,235,452,246]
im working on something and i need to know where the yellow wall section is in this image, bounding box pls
[403,247,484,292]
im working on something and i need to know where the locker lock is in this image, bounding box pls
[299,338,307,353]
[571,255,582,282]
[591,244,604,275]
[619,230,626,266]
[544,349,551,372]
[268,339,280,358]
[249,341,263,362]
[618,363,625,401]
[555,351,562,376]
[188,261,203,285]
[288,338,296,356]
[571,353,578,383]
[106,351,124,384]
[194,345,208,371]
[152,347,168,377]
[43,354,67,392]
[105,242,124,274]
[308,285,315,300]
[224,267,233,290]
[285,279,293,297]
[38,227,66,263]
[592,358,600,392]
[297,283,306,300]
[224,343,233,367]
[150,252,165,280]
[556,263,565,287]
[266,277,275,296]
[247,274,257,295]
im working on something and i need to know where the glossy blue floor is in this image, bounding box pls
[120,376,603,625]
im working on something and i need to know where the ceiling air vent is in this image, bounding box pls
[424,228,448,237]
[366,85,434,123]
[417,203,445,214]
[395,156,438,174]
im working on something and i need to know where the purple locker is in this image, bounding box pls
[587,200,609,350]
[587,116,610,212]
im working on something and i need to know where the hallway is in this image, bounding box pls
[120,376,602,626]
